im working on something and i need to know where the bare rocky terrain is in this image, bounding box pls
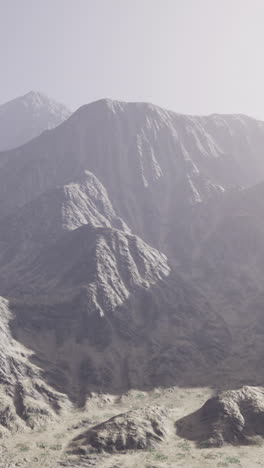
[1,97,264,466]
[177,386,264,448]
[68,406,169,455]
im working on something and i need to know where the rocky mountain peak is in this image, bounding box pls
[0,91,71,151]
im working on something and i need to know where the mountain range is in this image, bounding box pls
[1,92,264,465]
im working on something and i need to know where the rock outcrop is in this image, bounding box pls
[69,406,169,454]
[0,297,70,436]
[176,386,264,447]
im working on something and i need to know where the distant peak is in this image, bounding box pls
[24,90,46,98]
[19,91,71,115]
[23,90,50,103]
[0,91,71,150]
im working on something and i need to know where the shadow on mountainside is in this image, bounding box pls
[6,271,237,407]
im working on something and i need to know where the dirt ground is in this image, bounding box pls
[0,385,264,468]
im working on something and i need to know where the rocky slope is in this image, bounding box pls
[7,223,230,404]
[0,296,70,437]
[0,170,129,292]
[68,406,169,454]
[1,100,264,240]
[2,99,264,313]
[0,140,231,408]
[0,91,71,151]
[176,386,264,447]
[1,97,264,449]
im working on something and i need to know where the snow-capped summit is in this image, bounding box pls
[0,91,71,150]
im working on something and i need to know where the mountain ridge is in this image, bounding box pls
[1,95,264,462]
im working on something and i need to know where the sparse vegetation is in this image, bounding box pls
[37,426,47,433]
[147,447,156,453]
[176,452,186,459]
[199,440,210,448]
[254,438,264,447]
[102,413,114,420]
[177,440,191,451]
[37,442,48,449]
[203,452,218,459]
[54,432,64,440]
[16,443,30,452]
[39,451,49,457]
[225,457,240,464]
[50,444,62,451]
[152,452,168,461]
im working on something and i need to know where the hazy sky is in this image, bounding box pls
[1,0,264,118]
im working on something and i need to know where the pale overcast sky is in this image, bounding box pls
[1,0,264,118]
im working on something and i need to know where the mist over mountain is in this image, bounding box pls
[0,91,71,151]
[1,95,264,466]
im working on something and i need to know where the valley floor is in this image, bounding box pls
[0,386,263,468]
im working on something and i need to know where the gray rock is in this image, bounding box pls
[176,386,264,446]
[68,406,169,454]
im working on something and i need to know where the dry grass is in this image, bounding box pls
[0,386,264,467]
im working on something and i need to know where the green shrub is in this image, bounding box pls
[50,444,62,451]
[225,457,240,464]
[37,442,48,449]
[54,432,64,440]
[16,443,30,452]
[203,452,217,459]
[153,452,168,461]
[177,440,190,451]
[176,452,186,459]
